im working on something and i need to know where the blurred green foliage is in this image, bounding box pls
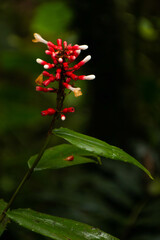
[138,17,158,40]
[0,0,160,240]
[31,2,74,36]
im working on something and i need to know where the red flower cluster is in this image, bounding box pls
[33,33,95,120]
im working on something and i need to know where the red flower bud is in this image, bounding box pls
[63,62,68,69]
[63,41,67,48]
[42,71,51,77]
[56,69,61,80]
[66,72,77,80]
[47,108,56,115]
[47,41,55,49]
[41,108,56,116]
[57,38,62,46]
[62,107,75,113]
[43,79,51,86]
[41,110,48,116]
[36,86,54,92]
[45,50,52,55]
[36,86,44,91]
[64,155,74,161]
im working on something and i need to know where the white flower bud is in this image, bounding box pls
[44,64,49,69]
[36,58,43,64]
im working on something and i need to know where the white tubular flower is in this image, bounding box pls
[84,74,96,80]
[83,55,91,63]
[32,33,48,44]
[36,58,43,64]
[79,45,88,50]
[73,55,92,71]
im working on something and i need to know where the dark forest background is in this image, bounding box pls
[0,0,160,239]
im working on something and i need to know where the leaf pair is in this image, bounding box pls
[29,127,153,180]
[0,128,153,240]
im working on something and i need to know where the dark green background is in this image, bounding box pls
[0,0,160,239]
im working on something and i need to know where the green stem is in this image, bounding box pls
[0,71,66,223]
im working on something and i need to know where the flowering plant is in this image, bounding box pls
[0,34,153,240]
[33,33,95,120]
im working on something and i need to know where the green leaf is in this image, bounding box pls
[7,208,119,240]
[28,144,97,171]
[53,128,153,180]
[0,199,9,236]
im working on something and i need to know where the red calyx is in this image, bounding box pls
[41,108,56,116]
